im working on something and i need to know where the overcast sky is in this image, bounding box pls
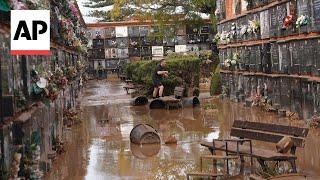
[77,0,112,23]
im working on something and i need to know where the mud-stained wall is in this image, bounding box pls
[221,72,320,119]
[216,0,320,120]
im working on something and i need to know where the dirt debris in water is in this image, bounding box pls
[45,76,320,180]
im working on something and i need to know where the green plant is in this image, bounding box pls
[210,66,221,95]
[125,57,201,96]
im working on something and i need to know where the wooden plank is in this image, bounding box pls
[200,141,297,161]
[201,155,239,160]
[230,128,305,147]
[232,120,309,137]
[186,172,223,177]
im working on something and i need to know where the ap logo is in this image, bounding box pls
[11,10,50,55]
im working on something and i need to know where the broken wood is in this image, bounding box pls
[276,136,294,153]
[164,136,177,145]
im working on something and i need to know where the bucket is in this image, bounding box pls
[149,99,165,109]
[131,96,148,106]
[182,97,200,107]
[130,124,161,144]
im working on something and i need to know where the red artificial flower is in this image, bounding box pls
[282,15,293,29]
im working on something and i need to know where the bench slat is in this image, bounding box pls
[230,128,305,147]
[233,120,309,137]
[201,141,297,161]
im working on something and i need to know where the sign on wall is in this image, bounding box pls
[11,10,50,55]
[115,26,128,37]
[175,45,187,53]
[152,46,164,56]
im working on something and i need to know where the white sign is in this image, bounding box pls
[11,10,50,55]
[175,45,187,53]
[152,46,164,56]
[115,26,128,37]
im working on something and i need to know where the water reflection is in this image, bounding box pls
[46,78,320,180]
[130,143,161,159]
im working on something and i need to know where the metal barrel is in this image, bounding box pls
[149,99,165,109]
[131,96,148,106]
[182,96,200,107]
[130,124,161,144]
[130,143,161,159]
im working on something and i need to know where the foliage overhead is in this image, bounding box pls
[84,0,217,29]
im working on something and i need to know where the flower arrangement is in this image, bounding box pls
[282,15,294,29]
[213,33,221,43]
[66,66,78,80]
[240,25,248,36]
[248,20,260,34]
[223,52,240,69]
[230,22,237,38]
[296,15,310,28]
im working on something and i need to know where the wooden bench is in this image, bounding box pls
[201,120,309,173]
[186,155,239,179]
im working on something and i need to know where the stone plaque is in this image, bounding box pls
[280,43,290,74]
[277,4,288,37]
[313,0,320,31]
[260,10,270,39]
[117,48,129,58]
[315,39,320,74]
[244,46,250,70]
[269,7,278,37]
[280,78,291,109]
[290,41,300,74]
[249,46,257,71]
[116,26,128,37]
[297,0,311,33]
[152,46,164,57]
[261,43,271,73]
[271,43,279,73]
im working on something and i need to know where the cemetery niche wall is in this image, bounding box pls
[0,0,88,178]
[216,0,320,120]
[87,21,213,72]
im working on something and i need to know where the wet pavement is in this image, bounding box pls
[46,76,320,180]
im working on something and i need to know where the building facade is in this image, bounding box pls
[215,0,320,119]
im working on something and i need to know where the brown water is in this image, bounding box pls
[46,77,320,180]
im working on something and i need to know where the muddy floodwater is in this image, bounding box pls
[46,77,320,180]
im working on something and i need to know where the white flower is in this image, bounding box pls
[240,25,248,36]
[231,60,237,65]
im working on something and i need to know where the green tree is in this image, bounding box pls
[84,0,217,30]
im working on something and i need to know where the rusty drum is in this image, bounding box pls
[130,124,161,144]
